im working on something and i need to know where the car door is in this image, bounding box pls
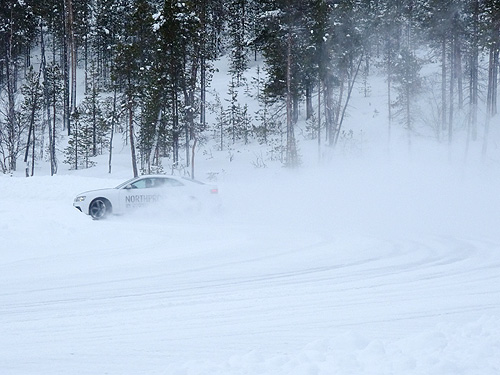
[119,177,163,211]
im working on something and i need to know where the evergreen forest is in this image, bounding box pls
[1,0,499,176]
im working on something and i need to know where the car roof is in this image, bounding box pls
[136,175,205,184]
[139,174,183,180]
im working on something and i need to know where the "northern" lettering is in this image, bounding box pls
[125,194,160,204]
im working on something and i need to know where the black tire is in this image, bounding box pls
[89,198,111,220]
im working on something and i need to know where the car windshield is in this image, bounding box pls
[115,177,138,189]
[114,176,185,189]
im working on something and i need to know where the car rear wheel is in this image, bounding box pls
[89,198,111,220]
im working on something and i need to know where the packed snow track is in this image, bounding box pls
[1,170,500,374]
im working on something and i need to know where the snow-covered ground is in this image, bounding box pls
[2,149,500,374]
[2,57,500,374]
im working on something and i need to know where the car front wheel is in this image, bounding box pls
[89,198,111,220]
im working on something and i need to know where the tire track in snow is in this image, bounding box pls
[2,232,499,334]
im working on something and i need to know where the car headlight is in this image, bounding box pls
[74,196,86,202]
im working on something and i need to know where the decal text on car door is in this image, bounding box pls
[125,194,160,208]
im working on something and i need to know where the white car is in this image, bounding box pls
[73,175,218,220]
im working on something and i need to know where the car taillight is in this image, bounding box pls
[210,188,218,194]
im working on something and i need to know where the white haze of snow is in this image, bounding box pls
[1,57,500,374]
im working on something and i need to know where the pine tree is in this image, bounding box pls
[377,0,406,143]
[84,62,108,157]
[392,47,422,147]
[112,0,155,177]
[256,0,314,166]
[43,63,64,176]
[225,77,240,144]
[0,0,38,172]
[21,65,43,176]
[252,66,280,145]
[329,0,368,145]
[226,0,249,85]
[64,109,96,170]
[481,0,500,157]
[154,0,202,170]
[419,0,464,143]
[463,0,481,144]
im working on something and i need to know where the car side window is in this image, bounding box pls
[161,178,184,187]
[129,177,184,189]
[150,178,165,188]
[130,179,149,189]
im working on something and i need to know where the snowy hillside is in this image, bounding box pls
[2,56,500,374]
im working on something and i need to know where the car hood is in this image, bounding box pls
[76,188,116,196]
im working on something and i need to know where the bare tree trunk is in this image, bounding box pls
[183,55,198,169]
[483,45,499,159]
[40,23,57,175]
[292,95,299,124]
[456,37,463,109]
[66,0,77,118]
[324,78,333,144]
[185,112,190,167]
[23,64,43,176]
[129,106,138,177]
[92,71,97,156]
[6,11,17,172]
[331,73,344,146]
[469,0,479,143]
[285,26,298,167]
[334,55,363,146]
[108,87,117,174]
[84,34,88,93]
[172,87,179,166]
[127,76,138,177]
[492,50,498,117]
[191,136,197,179]
[449,36,455,144]
[486,47,499,117]
[31,124,35,176]
[441,38,447,138]
[306,85,313,120]
[406,84,411,149]
[62,0,70,134]
[200,56,206,129]
[74,114,79,169]
[317,78,321,156]
[386,37,393,148]
[200,0,207,132]
[51,65,58,175]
